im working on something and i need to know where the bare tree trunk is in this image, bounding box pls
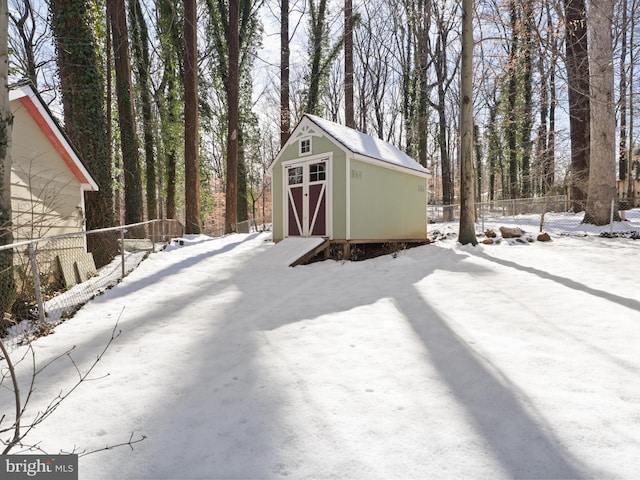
[1,0,16,314]
[564,0,590,212]
[487,103,499,201]
[506,1,519,199]
[184,0,201,234]
[546,4,558,194]
[344,0,354,128]
[537,52,549,194]
[459,0,476,245]
[8,0,38,87]
[225,0,239,233]
[108,0,143,229]
[433,20,453,215]
[628,0,636,201]
[280,0,290,146]
[584,0,620,225]
[619,0,628,187]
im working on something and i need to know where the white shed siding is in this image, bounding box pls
[9,83,97,241]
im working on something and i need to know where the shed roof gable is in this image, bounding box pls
[9,81,99,191]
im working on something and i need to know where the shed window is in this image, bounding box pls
[300,137,312,155]
[288,166,303,185]
[309,163,326,182]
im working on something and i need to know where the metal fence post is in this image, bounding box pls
[27,243,46,325]
[121,228,126,279]
[610,198,615,235]
[151,221,156,253]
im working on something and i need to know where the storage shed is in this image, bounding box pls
[9,81,99,241]
[270,114,430,251]
[9,81,100,286]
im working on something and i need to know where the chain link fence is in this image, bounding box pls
[202,217,272,237]
[429,196,640,237]
[1,219,184,342]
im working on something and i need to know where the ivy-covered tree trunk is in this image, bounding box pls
[280,0,290,146]
[416,9,429,169]
[487,103,500,201]
[129,0,158,220]
[304,0,343,116]
[50,0,115,267]
[237,129,248,223]
[1,0,16,316]
[520,1,534,198]
[108,0,143,231]
[306,0,329,115]
[205,0,261,227]
[506,1,519,199]
[474,124,482,202]
[344,0,354,128]
[156,0,182,220]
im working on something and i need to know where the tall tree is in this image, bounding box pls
[129,0,158,220]
[584,0,619,225]
[1,0,16,315]
[204,0,263,224]
[536,2,558,195]
[564,0,590,212]
[50,0,115,266]
[505,0,519,199]
[520,0,534,198]
[108,0,143,228]
[407,0,431,168]
[430,0,457,214]
[8,0,39,87]
[459,0,476,245]
[627,0,637,201]
[184,0,201,233]
[156,0,183,220]
[305,0,342,115]
[344,0,354,128]
[618,0,628,184]
[280,0,290,146]
[225,0,239,233]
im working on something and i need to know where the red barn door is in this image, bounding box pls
[286,160,327,237]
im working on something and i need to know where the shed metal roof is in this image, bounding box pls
[304,114,430,176]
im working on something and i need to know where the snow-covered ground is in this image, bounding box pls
[2,211,640,479]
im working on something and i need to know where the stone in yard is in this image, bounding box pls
[537,232,552,242]
[499,226,525,238]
